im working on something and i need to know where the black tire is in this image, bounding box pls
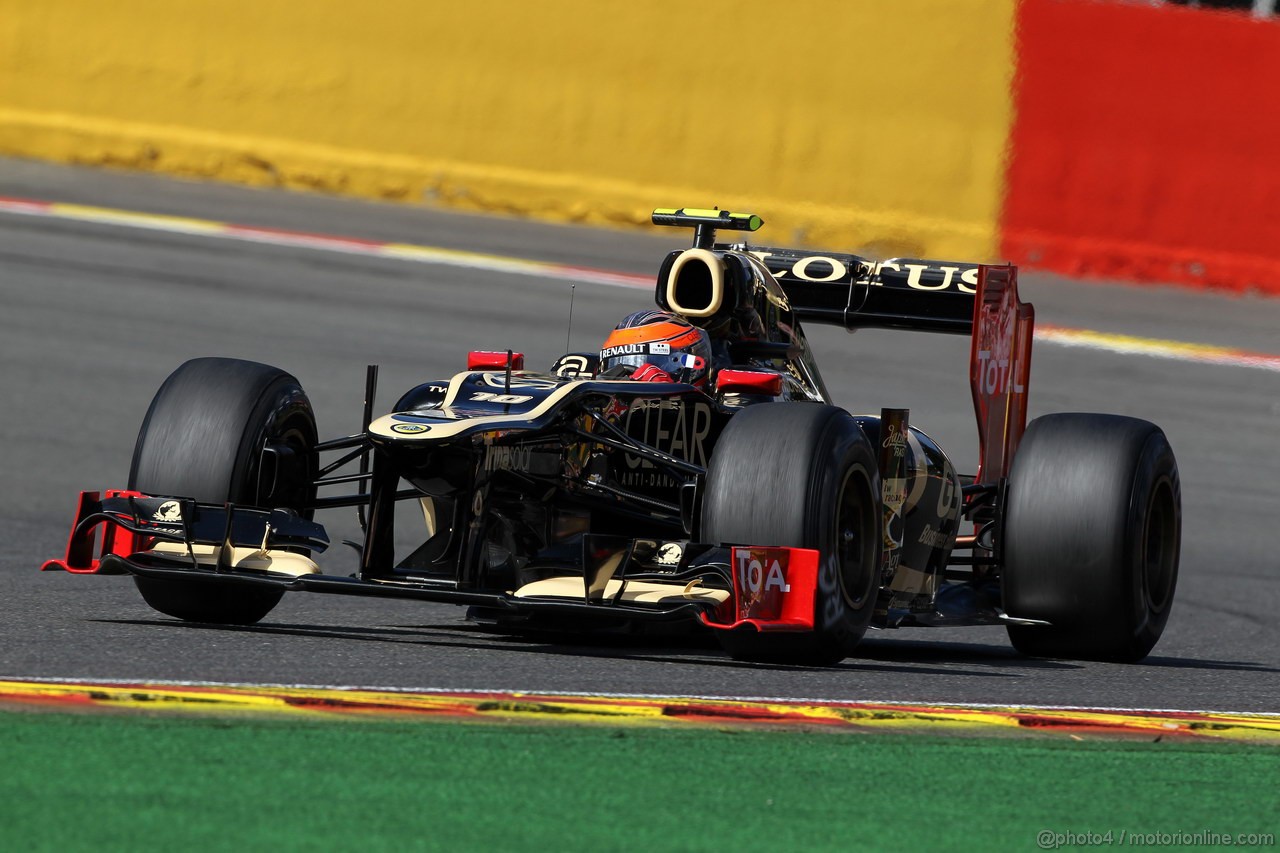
[701,403,881,664]
[128,357,317,625]
[1002,413,1180,662]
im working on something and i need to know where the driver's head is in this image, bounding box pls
[599,310,712,386]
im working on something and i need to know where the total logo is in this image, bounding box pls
[735,552,791,593]
[975,349,1025,395]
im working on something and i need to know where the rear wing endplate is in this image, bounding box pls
[970,265,1034,483]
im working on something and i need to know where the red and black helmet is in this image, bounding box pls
[599,310,712,386]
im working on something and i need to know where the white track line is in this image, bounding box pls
[3,196,1278,371]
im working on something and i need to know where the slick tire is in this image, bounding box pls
[129,357,317,625]
[1002,413,1180,662]
[702,403,881,665]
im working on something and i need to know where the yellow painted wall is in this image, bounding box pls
[0,1,1015,259]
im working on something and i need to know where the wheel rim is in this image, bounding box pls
[836,465,877,610]
[1142,476,1178,614]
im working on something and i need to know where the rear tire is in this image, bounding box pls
[128,357,317,625]
[702,403,881,664]
[1002,413,1180,662]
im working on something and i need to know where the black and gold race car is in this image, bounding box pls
[43,208,1181,663]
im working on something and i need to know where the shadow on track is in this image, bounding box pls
[95,618,1030,678]
[858,638,1280,674]
[1136,655,1280,673]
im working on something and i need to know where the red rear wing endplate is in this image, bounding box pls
[969,265,1034,484]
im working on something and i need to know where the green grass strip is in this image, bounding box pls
[2,712,1276,852]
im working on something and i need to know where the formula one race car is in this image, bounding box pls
[43,208,1181,663]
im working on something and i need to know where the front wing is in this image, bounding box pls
[42,491,820,633]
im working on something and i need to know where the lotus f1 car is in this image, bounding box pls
[43,208,1181,663]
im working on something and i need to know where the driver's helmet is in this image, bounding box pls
[599,310,712,386]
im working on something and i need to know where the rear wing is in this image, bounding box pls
[741,246,976,335]
[654,208,1035,481]
[750,248,1033,481]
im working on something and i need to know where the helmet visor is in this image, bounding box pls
[602,351,706,382]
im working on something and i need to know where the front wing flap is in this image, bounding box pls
[41,490,329,575]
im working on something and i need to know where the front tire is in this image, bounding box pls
[701,403,881,664]
[1002,413,1180,662]
[129,357,317,625]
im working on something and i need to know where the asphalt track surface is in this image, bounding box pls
[3,159,1278,713]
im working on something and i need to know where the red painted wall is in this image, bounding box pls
[1002,0,1280,294]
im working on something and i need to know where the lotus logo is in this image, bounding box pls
[391,423,430,434]
[153,501,182,522]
